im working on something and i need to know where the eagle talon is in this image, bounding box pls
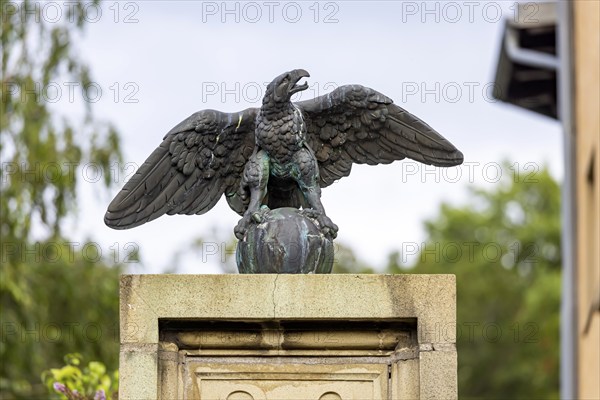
[234,215,252,240]
[317,214,338,240]
[252,213,262,223]
[299,209,337,239]
[252,205,270,223]
[300,209,319,219]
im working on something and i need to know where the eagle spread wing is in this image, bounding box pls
[296,85,464,187]
[104,108,257,229]
[105,82,463,230]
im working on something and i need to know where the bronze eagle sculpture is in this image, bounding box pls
[104,69,463,240]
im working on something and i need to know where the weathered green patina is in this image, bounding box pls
[236,207,333,274]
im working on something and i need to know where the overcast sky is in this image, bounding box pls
[53,1,562,273]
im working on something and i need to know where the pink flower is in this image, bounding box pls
[53,382,67,394]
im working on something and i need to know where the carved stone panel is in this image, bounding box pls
[188,360,388,399]
[159,320,418,399]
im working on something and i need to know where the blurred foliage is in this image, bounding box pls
[1,1,123,398]
[332,242,375,274]
[385,163,561,399]
[42,353,117,400]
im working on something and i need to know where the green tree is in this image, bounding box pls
[1,2,123,397]
[387,164,561,399]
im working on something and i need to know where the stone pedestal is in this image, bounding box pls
[119,274,457,399]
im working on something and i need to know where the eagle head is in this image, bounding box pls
[264,69,310,105]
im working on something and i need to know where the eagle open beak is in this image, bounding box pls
[289,69,310,94]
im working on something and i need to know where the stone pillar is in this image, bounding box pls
[119,274,457,399]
